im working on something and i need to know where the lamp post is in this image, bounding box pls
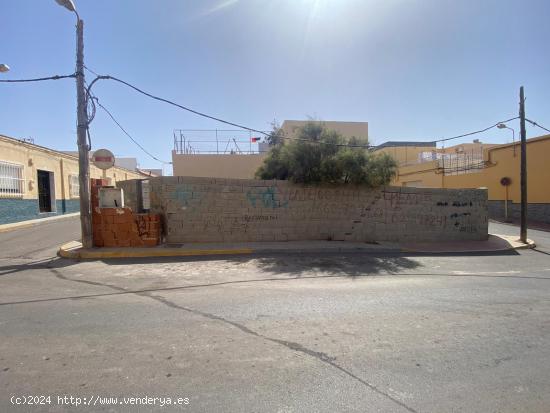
[497,123,516,156]
[55,0,92,248]
[0,64,10,73]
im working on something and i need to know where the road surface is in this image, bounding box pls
[1,217,549,412]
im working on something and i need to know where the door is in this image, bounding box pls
[37,170,52,212]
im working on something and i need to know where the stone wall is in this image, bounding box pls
[121,176,488,244]
[488,200,550,224]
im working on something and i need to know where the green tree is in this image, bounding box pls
[256,122,397,186]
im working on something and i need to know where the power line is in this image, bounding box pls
[434,116,520,143]
[88,74,272,136]
[84,65,100,77]
[525,118,550,134]
[4,68,524,151]
[86,73,379,148]
[95,75,528,148]
[0,73,76,83]
[92,97,171,164]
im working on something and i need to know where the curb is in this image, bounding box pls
[0,213,80,234]
[401,237,536,253]
[511,239,536,250]
[58,236,535,260]
[58,242,254,260]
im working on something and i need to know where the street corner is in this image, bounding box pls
[400,233,536,254]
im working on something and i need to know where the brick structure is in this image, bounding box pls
[91,179,161,247]
[118,177,489,244]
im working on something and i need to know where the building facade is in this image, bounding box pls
[0,134,146,225]
[171,121,370,180]
[383,135,550,223]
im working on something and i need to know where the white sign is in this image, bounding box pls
[92,149,115,170]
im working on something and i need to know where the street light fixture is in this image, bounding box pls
[54,0,92,248]
[497,123,516,156]
[0,64,10,73]
[55,0,77,13]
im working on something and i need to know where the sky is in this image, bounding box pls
[1,0,550,173]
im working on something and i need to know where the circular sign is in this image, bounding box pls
[92,149,115,170]
[500,177,512,186]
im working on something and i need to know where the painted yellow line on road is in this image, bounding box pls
[58,244,254,260]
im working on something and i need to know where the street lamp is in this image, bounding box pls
[497,123,516,156]
[55,0,92,248]
[55,0,77,13]
[0,64,9,73]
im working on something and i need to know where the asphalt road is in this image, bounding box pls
[1,217,549,412]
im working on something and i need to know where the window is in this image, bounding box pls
[0,161,24,197]
[69,174,80,198]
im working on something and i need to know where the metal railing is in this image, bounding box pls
[439,149,485,175]
[396,149,486,175]
[69,174,80,198]
[0,160,24,197]
[173,129,269,155]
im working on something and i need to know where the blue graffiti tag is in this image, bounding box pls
[170,184,197,206]
[246,186,289,209]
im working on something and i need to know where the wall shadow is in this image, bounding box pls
[98,249,519,272]
[0,257,79,277]
[96,251,428,278]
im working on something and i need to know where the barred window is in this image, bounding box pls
[69,174,80,198]
[0,161,24,197]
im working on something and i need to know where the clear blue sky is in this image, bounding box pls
[2,0,550,172]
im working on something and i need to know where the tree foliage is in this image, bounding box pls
[256,122,397,187]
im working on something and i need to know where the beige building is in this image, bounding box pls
[382,136,550,223]
[0,134,147,224]
[171,120,370,179]
[281,120,369,141]
[171,153,266,180]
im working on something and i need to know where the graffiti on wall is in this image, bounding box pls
[246,186,289,209]
[382,190,433,209]
[169,184,200,207]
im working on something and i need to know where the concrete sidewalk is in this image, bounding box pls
[58,234,535,260]
[0,213,80,233]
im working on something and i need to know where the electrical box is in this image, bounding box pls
[141,180,150,211]
[99,187,125,208]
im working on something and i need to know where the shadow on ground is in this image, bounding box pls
[0,257,78,277]
[94,249,517,278]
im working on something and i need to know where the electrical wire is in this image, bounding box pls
[92,97,171,164]
[0,67,533,150]
[85,73,376,148]
[0,74,76,83]
[434,116,520,143]
[526,118,550,134]
[82,68,527,150]
[84,65,100,77]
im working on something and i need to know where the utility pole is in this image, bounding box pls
[519,86,527,243]
[56,1,92,247]
[76,18,92,248]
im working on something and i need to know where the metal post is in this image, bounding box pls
[76,18,92,248]
[504,185,509,222]
[519,86,527,243]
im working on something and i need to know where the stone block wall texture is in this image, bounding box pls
[488,200,550,224]
[130,176,488,244]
